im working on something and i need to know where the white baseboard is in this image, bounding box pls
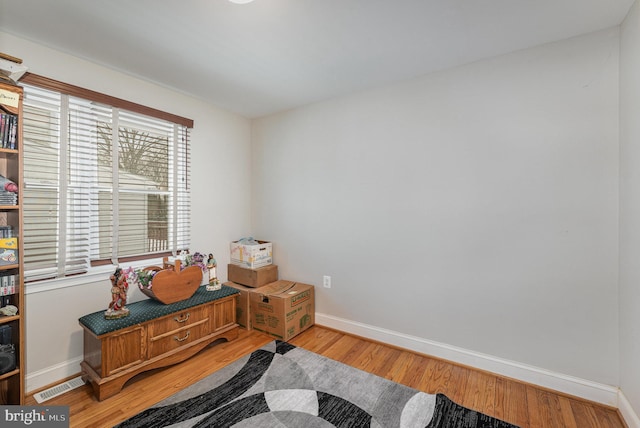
[316,313,620,407]
[619,390,640,428]
[26,356,83,394]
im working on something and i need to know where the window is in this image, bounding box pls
[21,77,192,282]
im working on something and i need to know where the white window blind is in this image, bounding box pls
[22,84,191,282]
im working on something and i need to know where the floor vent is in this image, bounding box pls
[34,376,86,403]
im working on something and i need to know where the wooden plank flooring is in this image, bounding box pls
[26,325,626,428]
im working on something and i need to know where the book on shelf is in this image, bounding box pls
[0,226,13,238]
[0,272,17,297]
[0,113,17,149]
[0,284,16,296]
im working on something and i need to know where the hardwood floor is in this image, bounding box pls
[27,326,626,428]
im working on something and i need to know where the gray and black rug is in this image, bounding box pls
[117,340,518,428]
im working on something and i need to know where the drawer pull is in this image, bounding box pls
[174,331,190,342]
[174,313,190,323]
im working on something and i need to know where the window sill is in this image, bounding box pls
[25,257,167,295]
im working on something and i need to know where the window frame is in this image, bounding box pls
[20,73,193,284]
[21,74,193,128]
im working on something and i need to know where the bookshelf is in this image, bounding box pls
[0,80,24,405]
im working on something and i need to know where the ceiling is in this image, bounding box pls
[0,0,635,118]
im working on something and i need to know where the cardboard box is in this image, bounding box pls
[230,240,272,269]
[224,281,252,330]
[250,280,315,341]
[0,237,17,266]
[228,264,278,288]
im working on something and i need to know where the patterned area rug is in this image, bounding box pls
[117,341,518,428]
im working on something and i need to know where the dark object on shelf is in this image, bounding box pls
[0,324,11,344]
[0,343,15,375]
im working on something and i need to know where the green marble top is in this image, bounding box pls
[79,285,239,337]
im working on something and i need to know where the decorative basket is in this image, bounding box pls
[139,259,203,304]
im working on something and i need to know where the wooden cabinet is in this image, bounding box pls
[0,81,24,405]
[79,288,238,401]
[147,306,210,359]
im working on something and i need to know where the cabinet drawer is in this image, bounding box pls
[149,306,208,337]
[148,320,209,358]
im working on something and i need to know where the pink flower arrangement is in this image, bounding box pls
[184,251,207,273]
[136,269,157,290]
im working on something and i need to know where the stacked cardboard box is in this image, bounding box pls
[226,263,279,330]
[224,282,251,329]
[225,276,315,341]
[228,264,278,288]
[226,241,314,340]
[249,280,315,341]
[230,239,272,269]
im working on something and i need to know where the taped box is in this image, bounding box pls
[0,237,17,266]
[250,280,315,341]
[224,281,252,330]
[230,239,272,269]
[228,263,278,288]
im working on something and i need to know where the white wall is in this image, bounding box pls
[0,32,253,391]
[252,29,620,386]
[0,24,627,405]
[619,0,640,420]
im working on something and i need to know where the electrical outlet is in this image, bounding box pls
[323,275,331,288]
